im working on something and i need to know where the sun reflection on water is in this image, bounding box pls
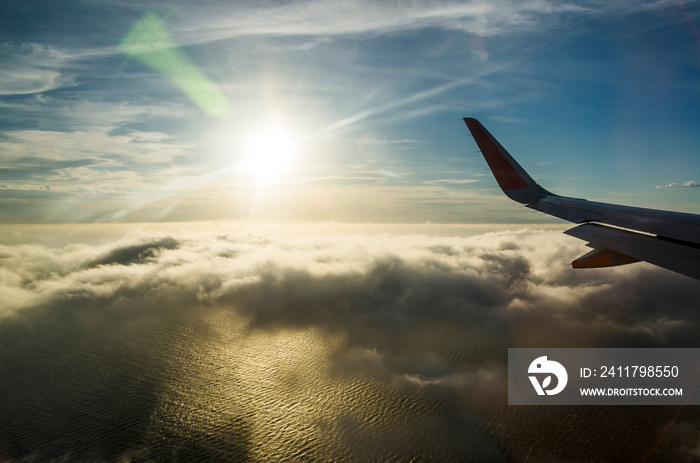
[140,309,488,461]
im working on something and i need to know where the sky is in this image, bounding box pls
[3,2,700,461]
[2,0,700,224]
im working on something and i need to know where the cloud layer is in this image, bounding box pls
[1,228,699,461]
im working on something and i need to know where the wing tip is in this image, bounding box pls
[462,117,480,130]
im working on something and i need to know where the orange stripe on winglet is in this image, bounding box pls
[572,247,640,269]
[573,252,611,268]
[464,118,530,191]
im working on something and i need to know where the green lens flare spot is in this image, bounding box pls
[120,12,231,117]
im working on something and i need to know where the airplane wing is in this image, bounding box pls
[463,117,700,280]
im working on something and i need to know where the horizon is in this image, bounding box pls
[3,1,700,225]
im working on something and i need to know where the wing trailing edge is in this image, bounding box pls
[566,224,700,280]
[463,117,700,280]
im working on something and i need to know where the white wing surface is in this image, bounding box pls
[464,117,700,280]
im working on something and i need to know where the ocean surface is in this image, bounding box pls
[0,307,696,462]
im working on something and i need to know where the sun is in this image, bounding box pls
[242,125,295,186]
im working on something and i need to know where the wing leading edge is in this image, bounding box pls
[463,117,700,280]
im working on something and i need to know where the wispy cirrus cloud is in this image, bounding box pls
[0,41,76,95]
[423,179,481,185]
[0,128,190,164]
[165,0,592,44]
[137,0,697,49]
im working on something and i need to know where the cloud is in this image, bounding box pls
[0,93,194,134]
[357,138,431,146]
[0,123,199,215]
[657,181,700,189]
[166,0,590,44]
[0,128,190,164]
[149,0,692,47]
[0,41,75,95]
[295,176,387,185]
[1,227,699,460]
[87,236,181,267]
[423,179,481,184]
[6,228,697,338]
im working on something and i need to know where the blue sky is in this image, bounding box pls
[2,0,700,224]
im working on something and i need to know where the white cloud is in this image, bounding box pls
[167,0,591,44]
[146,0,692,47]
[0,41,75,95]
[657,181,700,189]
[0,183,122,195]
[0,128,190,164]
[423,179,481,184]
[2,228,697,339]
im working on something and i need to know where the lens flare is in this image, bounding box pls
[120,12,231,117]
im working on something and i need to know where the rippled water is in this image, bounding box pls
[0,306,696,462]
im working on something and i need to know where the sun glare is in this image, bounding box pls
[243,125,295,186]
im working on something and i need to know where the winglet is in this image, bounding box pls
[464,117,552,204]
